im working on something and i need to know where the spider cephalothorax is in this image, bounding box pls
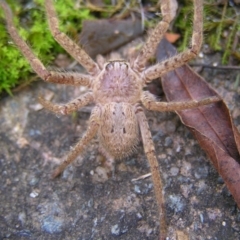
[1,0,220,238]
[93,60,142,104]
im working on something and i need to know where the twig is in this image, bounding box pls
[190,63,240,71]
[131,172,151,181]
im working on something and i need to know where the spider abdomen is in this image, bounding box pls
[98,102,139,159]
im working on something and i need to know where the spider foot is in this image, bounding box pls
[51,167,62,179]
[38,95,65,115]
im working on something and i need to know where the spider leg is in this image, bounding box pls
[133,0,176,71]
[45,0,100,75]
[142,0,203,83]
[39,92,94,115]
[52,106,100,178]
[141,91,221,112]
[43,72,93,86]
[136,107,167,239]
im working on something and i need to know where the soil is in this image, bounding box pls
[0,40,240,240]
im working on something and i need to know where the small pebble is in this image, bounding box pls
[111,224,120,236]
[170,167,179,176]
[199,213,204,223]
[18,212,26,225]
[29,176,39,186]
[136,212,142,220]
[42,215,64,234]
[167,194,186,213]
[164,136,173,147]
[134,185,141,194]
[29,191,38,198]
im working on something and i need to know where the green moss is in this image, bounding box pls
[0,0,94,95]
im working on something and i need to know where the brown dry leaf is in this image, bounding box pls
[156,38,240,207]
[164,32,181,43]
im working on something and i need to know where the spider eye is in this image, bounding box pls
[105,60,128,71]
[120,62,128,70]
[106,62,114,70]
